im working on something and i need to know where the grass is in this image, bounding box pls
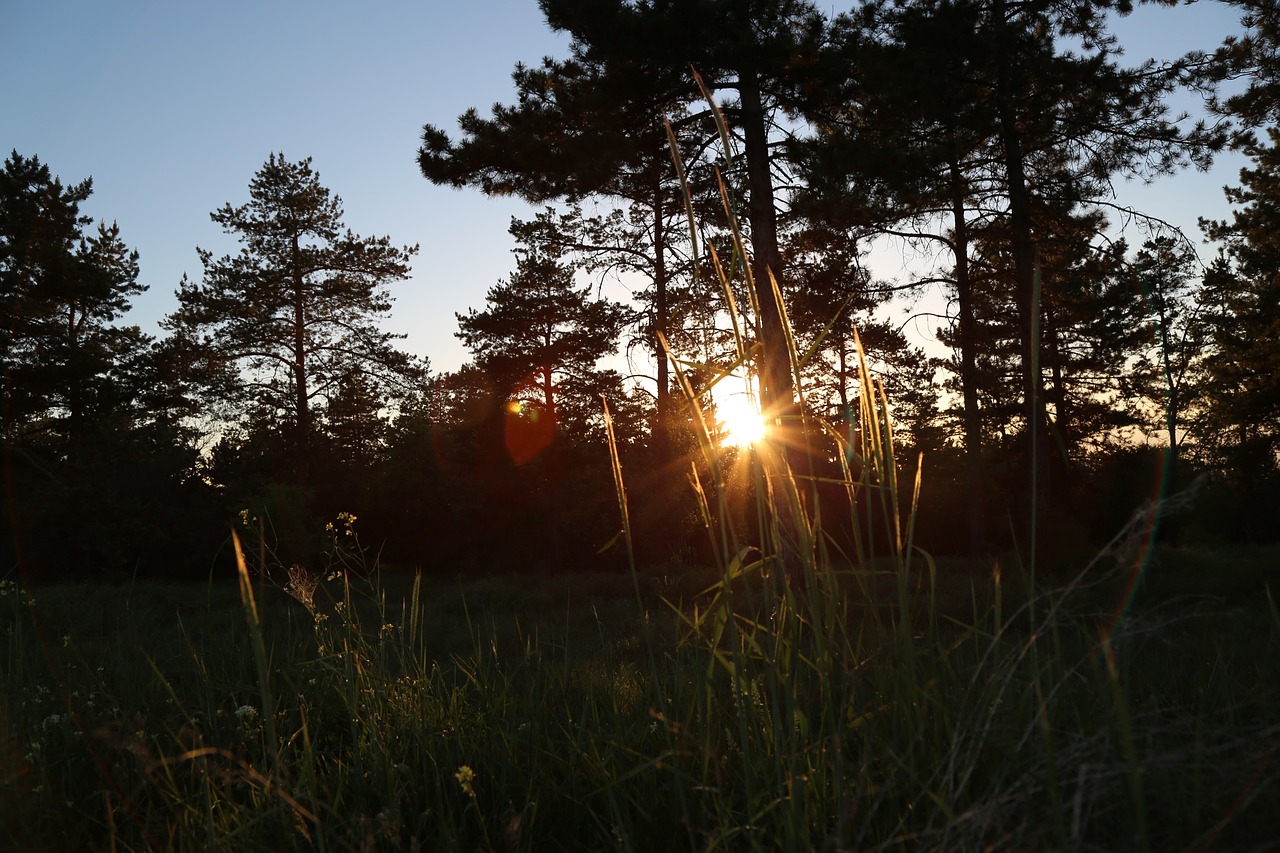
[4,112,1280,851]
[2,546,1277,851]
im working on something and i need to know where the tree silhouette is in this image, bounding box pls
[0,152,224,578]
[1201,127,1280,468]
[419,30,712,460]
[454,216,633,563]
[799,0,1221,551]
[425,0,826,438]
[1,150,148,460]
[456,214,633,459]
[1123,236,1210,467]
[794,0,1003,552]
[165,154,423,485]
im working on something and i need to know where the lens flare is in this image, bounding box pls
[717,392,766,448]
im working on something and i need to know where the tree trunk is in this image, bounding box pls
[949,157,986,555]
[997,74,1051,548]
[541,364,555,419]
[291,234,310,487]
[65,301,84,465]
[1158,303,1180,474]
[652,176,671,460]
[540,362,563,567]
[739,68,806,584]
[1044,310,1073,494]
[738,70,794,425]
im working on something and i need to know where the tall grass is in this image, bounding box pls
[3,403,1278,850]
[2,115,1279,851]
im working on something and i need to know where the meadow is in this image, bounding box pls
[5,130,1279,852]
[2,528,1278,851]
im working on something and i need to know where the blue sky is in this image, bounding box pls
[3,0,570,372]
[1,0,1251,374]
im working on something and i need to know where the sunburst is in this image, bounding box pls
[717,391,766,448]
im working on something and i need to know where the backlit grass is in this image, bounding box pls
[3,105,1279,851]
[2,543,1277,850]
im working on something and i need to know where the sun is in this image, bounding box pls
[717,391,767,448]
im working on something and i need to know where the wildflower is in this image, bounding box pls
[455,765,476,798]
[334,511,358,536]
[1,580,37,607]
[234,705,258,721]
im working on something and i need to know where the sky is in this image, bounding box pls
[0,0,1254,376]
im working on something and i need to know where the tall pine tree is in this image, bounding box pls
[0,151,149,459]
[1201,127,1280,468]
[456,213,633,451]
[165,154,423,486]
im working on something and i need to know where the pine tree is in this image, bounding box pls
[0,151,149,458]
[798,0,1221,550]
[419,31,714,457]
[456,214,633,454]
[983,0,1218,532]
[1123,236,1210,464]
[453,217,633,563]
[794,0,1001,552]
[322,369,390,469]
[165,154,423,485]
[1205,0,1280,135]
[1201,127,1280,463]
[0,152,222,578]
[425,0,826,436]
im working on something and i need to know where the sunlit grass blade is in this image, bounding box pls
[232,529,280,775]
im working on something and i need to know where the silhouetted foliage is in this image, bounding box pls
[165,154,425,488]
[9,2,1279,580]
[0,152,221,579]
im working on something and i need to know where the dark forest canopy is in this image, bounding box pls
[4,0,1280,580]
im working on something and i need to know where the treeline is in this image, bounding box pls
[4,0,1280,581]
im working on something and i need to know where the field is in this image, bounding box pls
[5,153,1279,851]
[2,535,1278,851]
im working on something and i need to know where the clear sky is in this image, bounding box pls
[0,0,1252,375]
[2,0,571,373]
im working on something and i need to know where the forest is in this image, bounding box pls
[3,0,1279,583]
